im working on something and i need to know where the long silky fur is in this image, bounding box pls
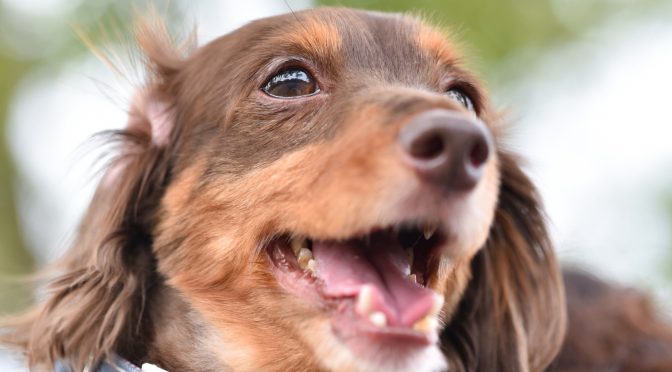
[0,18,191,371]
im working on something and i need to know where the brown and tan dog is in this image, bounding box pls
[1,8,567,372]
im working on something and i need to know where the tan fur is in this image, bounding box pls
[413,20,460,65]
[277,18,342,63]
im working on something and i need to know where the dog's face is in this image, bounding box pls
[5,7,567,372]
[152,8,499,371]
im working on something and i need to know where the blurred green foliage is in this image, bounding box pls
[317,0,665,83]
[0,0,135,313]
[0,51,35,313]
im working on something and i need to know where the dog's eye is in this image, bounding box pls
[445,88,475,112]
[263,68,319,98]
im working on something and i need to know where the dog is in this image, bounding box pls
[550,270,672,372]
[1,8,567,371]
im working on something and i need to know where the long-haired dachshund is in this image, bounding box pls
[1,8,567,371]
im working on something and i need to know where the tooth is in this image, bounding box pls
[408,274,417,283]
[413,315,439,333]
[306,259,317,274]
[356,285,374,315]
[369,311,387,327]
[297,248,313,269]
[405,247,414,267]
[291,236,307,256]
[423,222,438,240]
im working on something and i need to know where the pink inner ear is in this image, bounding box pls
[101,92,173,187]
[145,98,173,146]
[127,91,174,147]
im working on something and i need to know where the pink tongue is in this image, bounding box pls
[312,235,436,326]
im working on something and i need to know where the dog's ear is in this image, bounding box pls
[1,20,193,371]
[441,151,567,371]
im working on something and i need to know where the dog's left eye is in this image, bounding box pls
[263,68,319,98]
[445,88,475,112]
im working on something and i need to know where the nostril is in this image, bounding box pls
[468,138,489,168]
[399,109,494,191]
[410,133,444,161]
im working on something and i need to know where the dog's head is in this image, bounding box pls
[5,8,566,372]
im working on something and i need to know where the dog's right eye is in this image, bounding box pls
[263,68,320,98]
[445,88,475,112]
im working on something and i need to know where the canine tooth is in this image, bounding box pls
[291,237,307,256]
[405,247,414,267]
[408,274,417,283]
[369,311,387,327]
[356,285,374,315]
[297,248,313,269]
[306,259,318,274]
[423,222,438,240]
[413,315,439,333]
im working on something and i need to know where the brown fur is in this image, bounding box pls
[550,270,672,372]
[1,8,566,371]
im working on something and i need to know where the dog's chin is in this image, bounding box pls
[308,319,448,372]
[265,220,451,371]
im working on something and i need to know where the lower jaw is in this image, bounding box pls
[291,294,440,365]
[331,307,436,346]
[310,317,446,372]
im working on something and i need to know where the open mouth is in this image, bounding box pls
[266,221,447,345]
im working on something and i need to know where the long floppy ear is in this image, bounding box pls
[441,150,567,371]
[1,20,193,371]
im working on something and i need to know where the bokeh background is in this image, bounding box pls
[1,0,672,369]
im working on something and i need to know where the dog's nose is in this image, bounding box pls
[398,109,492,191]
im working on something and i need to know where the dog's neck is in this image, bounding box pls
[142,285,226,371]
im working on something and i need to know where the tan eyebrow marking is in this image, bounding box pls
[414,22,460,64]
[270,17,342,61]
